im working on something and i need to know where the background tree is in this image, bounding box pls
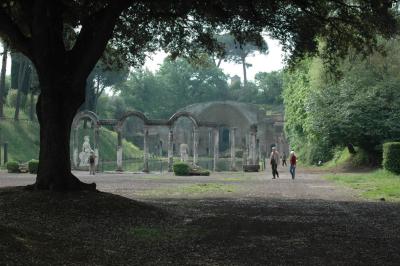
[11,53,33,120]
[0,1,396,191]
[0,41,8,117]
[84,47,129,112]
[216,33,268,85]
[255,70,284,104]
[115,57,230,119]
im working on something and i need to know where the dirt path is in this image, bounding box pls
[1,168,399,265]
[0,167,359,201]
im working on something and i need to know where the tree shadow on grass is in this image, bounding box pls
[1,187,399,265]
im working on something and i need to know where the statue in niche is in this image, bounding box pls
[180,143,189,162]
[79,135,94,167]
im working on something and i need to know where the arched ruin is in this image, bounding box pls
[71,101,288,172]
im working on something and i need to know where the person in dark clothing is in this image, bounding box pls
[282,152,287,166]
[270,147,280,179]
[89,152,96,175]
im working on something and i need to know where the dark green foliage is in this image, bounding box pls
[283,38,400,165]
[255,71,284,104]
[173,162,210,176]
[28,159,39,174]
[6,161,19,173]
[383,142,400,174]
[173,162,191,176]
[350,149,370,167]
[189,166,210,176]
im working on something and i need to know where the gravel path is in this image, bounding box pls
[0,167,358,201]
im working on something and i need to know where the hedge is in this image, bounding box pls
[173,162,191,176]
[28,159,39,174]
[6,161,20,173]
[383,142,400,174]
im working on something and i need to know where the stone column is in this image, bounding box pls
[116,128,123,171]
[193,128,199,165]
[230,127,237,171]
[143,126,149,173]
[208,129,212,157]
[72,128,79,168]
[242,138,247,167]
[168,128,174,172]
[159,140,163,157]
[256,139,261,165]
[94,127,100,168]
[213,127,219,171]
[249,125,257,165]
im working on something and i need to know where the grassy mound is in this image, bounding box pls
[321,147,370,170]
[324,170,400,201]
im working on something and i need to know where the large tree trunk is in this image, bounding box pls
[0,44,7,118]
[33,79,95,191]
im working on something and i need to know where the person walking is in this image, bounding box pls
[89,152,96,175]
[282,151,287,166]
[289,150,297,180]
[270,147,280,179]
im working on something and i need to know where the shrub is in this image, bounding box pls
[383,142,400,174]
[6,161,20,173]
[190,166,210,176]
[173,162,210,176]
[173,162,190,176]
[350,148,369,167]
[28,159,39,174]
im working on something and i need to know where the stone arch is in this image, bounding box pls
[116,110,149,129]
[71,111,100,169]
[167,111,199,129]
[72,111,100,129]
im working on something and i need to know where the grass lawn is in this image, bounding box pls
[324,169,400,201]
[138,183,236,197]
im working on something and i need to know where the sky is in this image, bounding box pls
[144,36,285,81]
[1,36,285,79]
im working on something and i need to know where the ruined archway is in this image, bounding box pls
[71,111,100,169]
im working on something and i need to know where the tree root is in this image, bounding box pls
[26,173,97,192]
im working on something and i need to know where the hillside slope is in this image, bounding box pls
[0,107,142,163]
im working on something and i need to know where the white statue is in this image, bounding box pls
[79,135,94,167]
[180,143,189,162]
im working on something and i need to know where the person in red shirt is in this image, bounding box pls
[289,151,297,179]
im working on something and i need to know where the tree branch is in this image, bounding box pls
[0,7,31,57]
[68,1,132,88]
